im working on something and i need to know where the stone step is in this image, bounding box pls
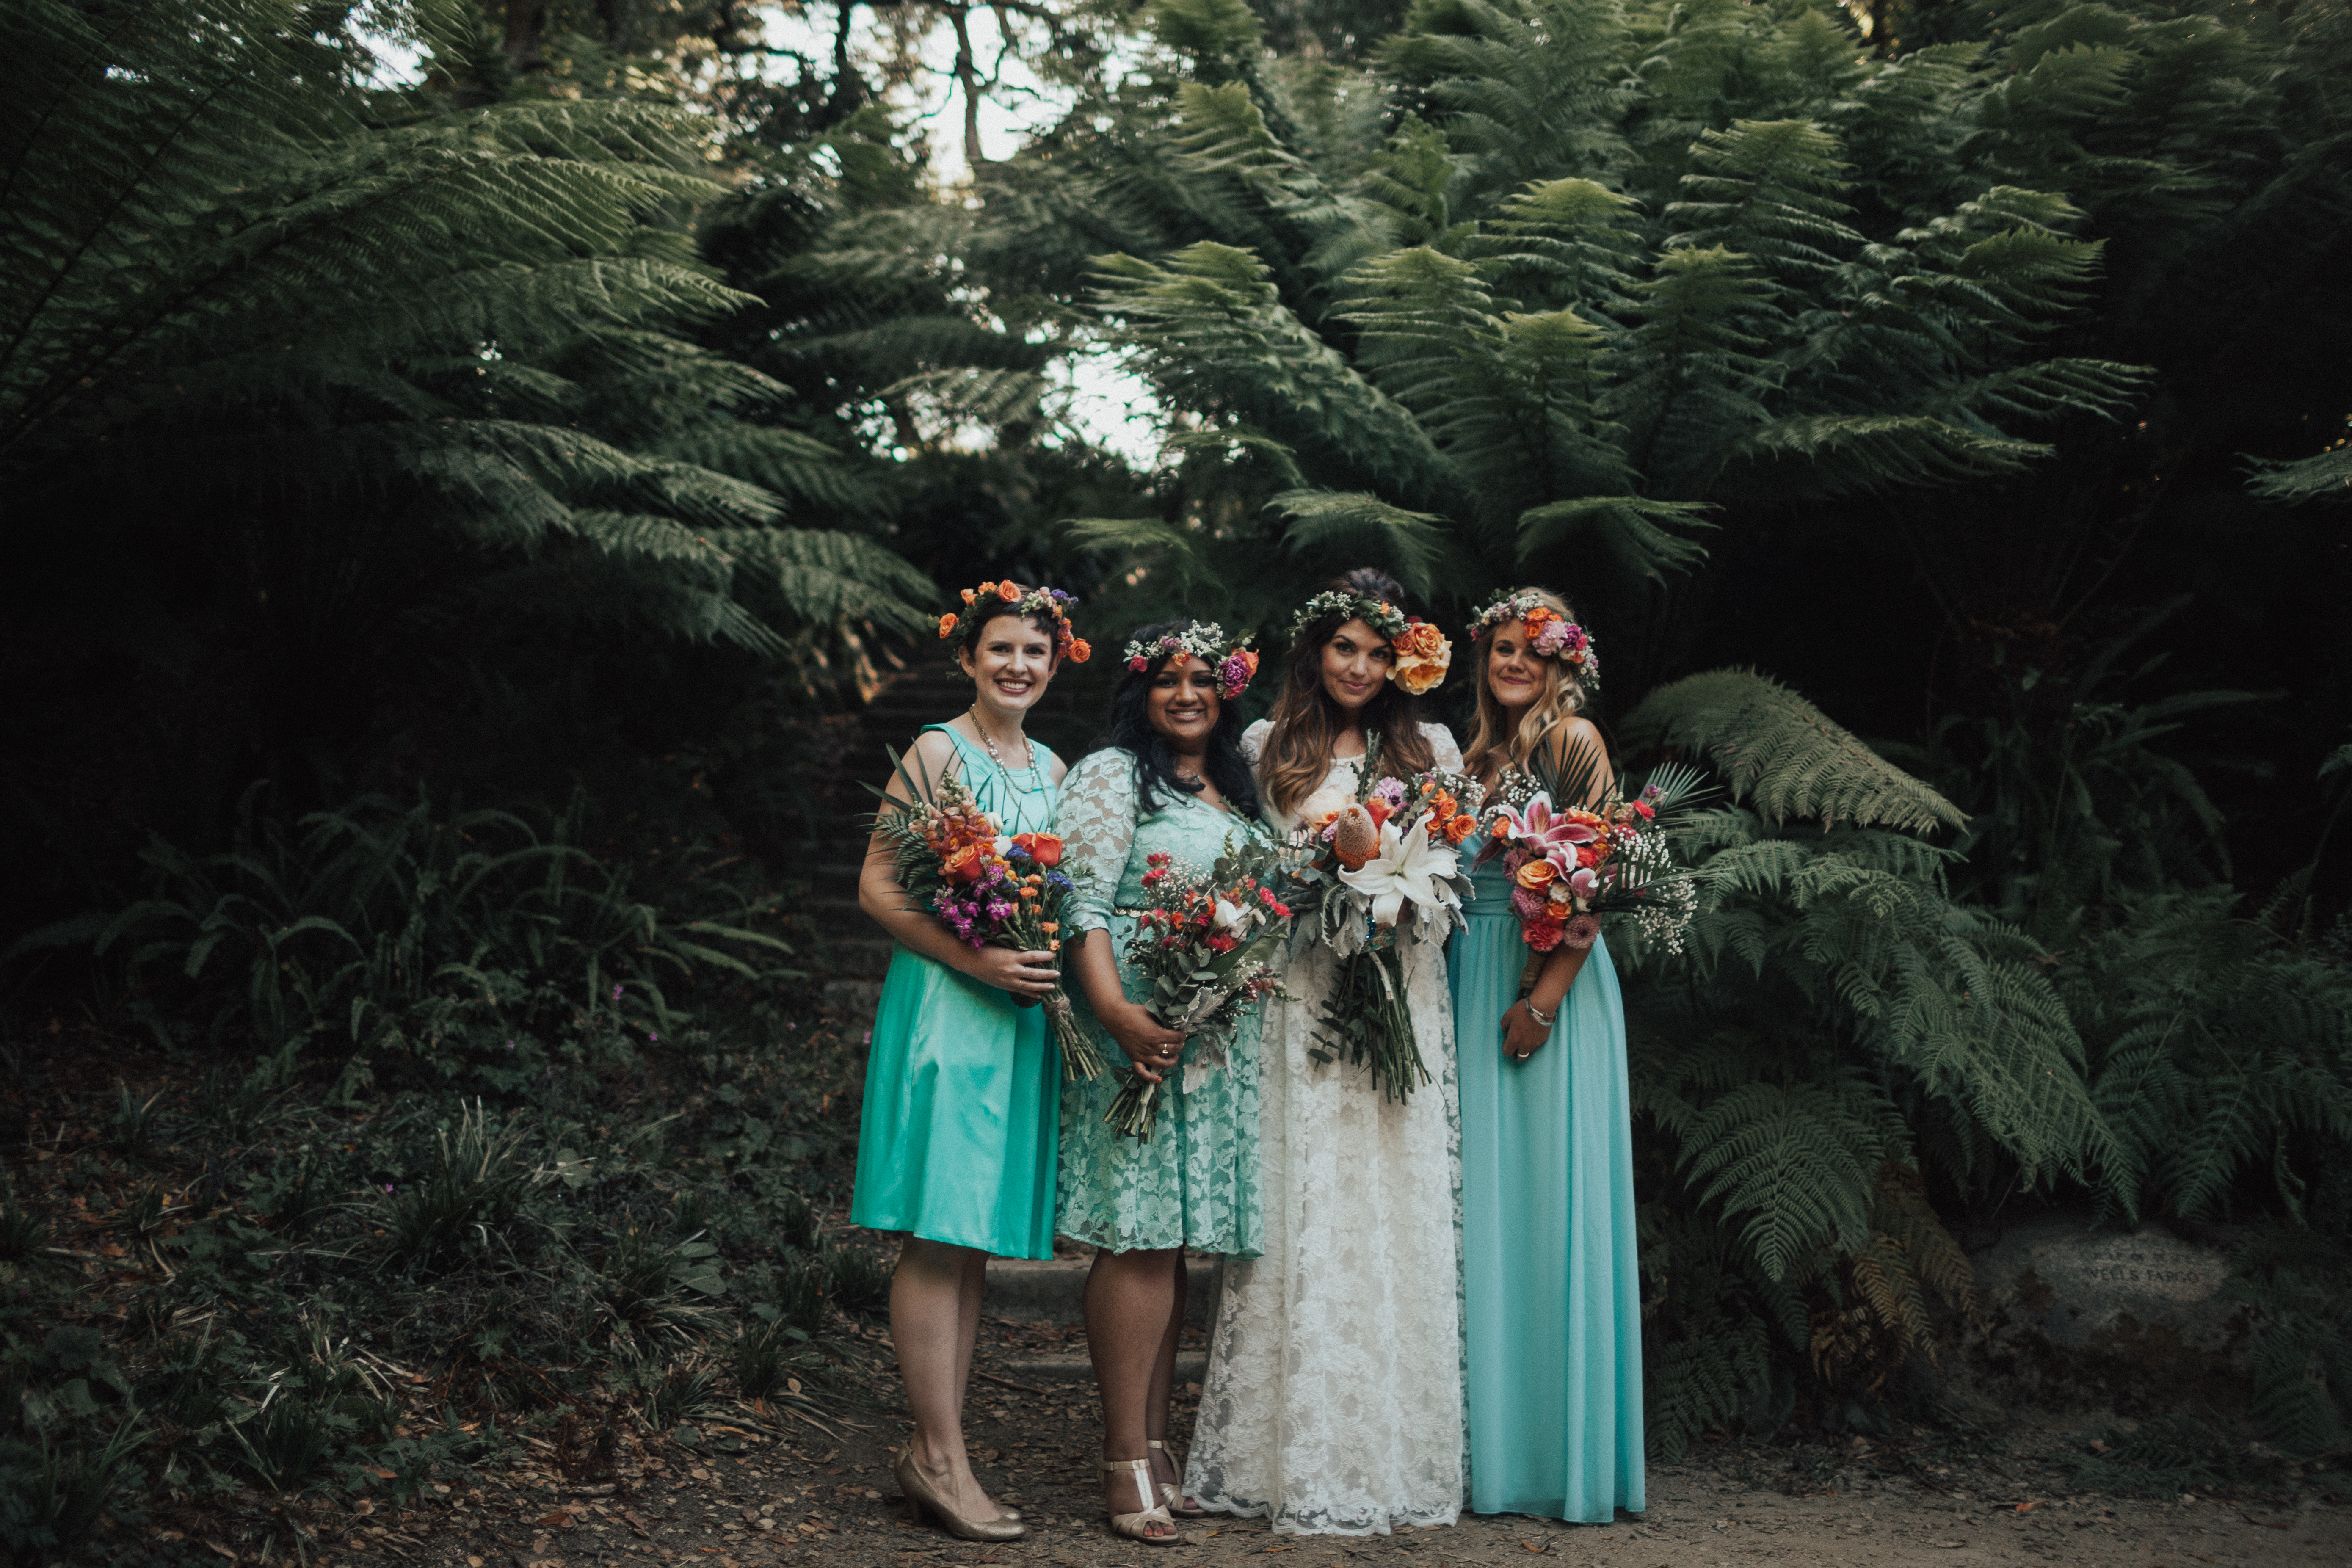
[990,1350,1209,1386]
[985,1257,1222,1328]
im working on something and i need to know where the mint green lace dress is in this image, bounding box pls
[849,724,1061,1259]
[1053,748,1266,1256]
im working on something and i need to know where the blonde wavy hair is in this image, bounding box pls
[1461,587,1591,783]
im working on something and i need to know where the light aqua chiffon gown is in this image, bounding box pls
[849,724,1061,1259]
[1448,830,1645,1522]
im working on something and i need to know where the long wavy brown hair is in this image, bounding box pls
[1461,586,1593,784]
[1259,568,1436,819]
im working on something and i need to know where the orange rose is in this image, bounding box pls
[941,844,985,883]
[1012,832,1065,869]
[961,588,978,605]
[1399,621,1444,658]
[937,612,959,638]
[1365,795,1394,828]
[1444,812,1479,845]
[1067,637,1092,663]
[997,581,1021,601]
[1516,859,1557,892]
[1393,649,1452,695]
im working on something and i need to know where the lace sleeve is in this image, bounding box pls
[1057,748,1140,934]
[1423,721,1463,773]
[1241,718,1273,767]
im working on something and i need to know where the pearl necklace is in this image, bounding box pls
[969,704,1036,782]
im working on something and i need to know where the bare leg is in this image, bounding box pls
[1085,1247,1182,1540]
[1146,1251,1186,1496]
[893,1235,1005,1522]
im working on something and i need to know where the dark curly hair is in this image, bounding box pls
[1101,618,1261,819]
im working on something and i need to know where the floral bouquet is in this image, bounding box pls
[1480,740,1706,957]
[867,748,1107,1081]
[1281,737,1482,1101]
[1106,838,1296,1141]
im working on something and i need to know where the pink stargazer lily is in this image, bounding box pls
[1492,792,1600,855]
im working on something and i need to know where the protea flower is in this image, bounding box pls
[1333,802,1382,870]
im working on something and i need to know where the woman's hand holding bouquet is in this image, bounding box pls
[1282,736,1482,1101]
[1107,838,1295,1140]
[867,749,1108,1081]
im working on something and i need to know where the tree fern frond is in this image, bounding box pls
[1264,489,1453,600]
[1518,494,1714,578]
[2247,443,2352,504]
[1622,669,1967,832]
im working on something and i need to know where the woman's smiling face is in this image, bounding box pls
[1148,657,1221,748]
[1320,618,1394,712]
[1485,620,1542,713]
[959,613,1058,714]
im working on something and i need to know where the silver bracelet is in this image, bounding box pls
[1524,998,1556,1028]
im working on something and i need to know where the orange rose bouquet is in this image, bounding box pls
[867,750,1106,1081]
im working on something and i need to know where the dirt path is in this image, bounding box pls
[285,1318,2351,1568]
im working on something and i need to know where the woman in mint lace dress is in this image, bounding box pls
[851,582,1088,1544]
[1056,620,1270,1546]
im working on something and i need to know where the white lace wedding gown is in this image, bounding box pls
[1184,719,1466,1535]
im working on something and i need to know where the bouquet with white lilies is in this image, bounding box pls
[1282,737,1482,1101]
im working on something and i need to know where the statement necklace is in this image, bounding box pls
[969,704,1037,783]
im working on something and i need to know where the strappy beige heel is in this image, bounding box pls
[1146,1439,1207,1518]
[1102,1456,1181,1544]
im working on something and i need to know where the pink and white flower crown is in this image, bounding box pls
[1123,621,1260,699]
[1468,590,1598,691]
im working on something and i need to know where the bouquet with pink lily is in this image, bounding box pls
[1479,737,1706,956]
[1281,734,1483,1101]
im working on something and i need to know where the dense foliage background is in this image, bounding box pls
[2,0,2348,1554]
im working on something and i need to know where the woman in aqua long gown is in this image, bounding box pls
[1449,587,1644,1524]
[1055,620,1270,1545]
[851,582,1088,1543]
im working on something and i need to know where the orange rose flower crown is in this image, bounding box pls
[1286,589,1452,696]
[938,581,1091,664]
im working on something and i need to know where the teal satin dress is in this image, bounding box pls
[850,724,1061,1259]
[1448,830,1645,1521]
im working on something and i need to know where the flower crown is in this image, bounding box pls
[1286,589,1409,643]
[1123,621,1261,699]
[938,580,1091,663]
[1286,590,1453,696]
[1469,590,1598,690]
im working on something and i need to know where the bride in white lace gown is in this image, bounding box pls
[1184,571,1466,1536]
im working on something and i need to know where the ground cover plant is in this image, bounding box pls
[0,931,886,1563]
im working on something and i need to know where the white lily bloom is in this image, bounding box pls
[1338,817,1462,929]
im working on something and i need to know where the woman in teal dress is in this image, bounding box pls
[1449,587,1644,1524]
[1055,620,1269,1546]
[852,581,1089,1543]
